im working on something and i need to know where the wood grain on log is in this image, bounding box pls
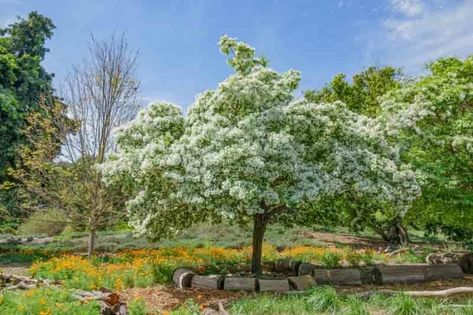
[172,268,196,289]
[312,269,361,285]
[224,277,256,291]
[258,279,290,292]
[288,275,316,291]
[421,263,463,281]
[373,265,425,284]
[191,275,225,290]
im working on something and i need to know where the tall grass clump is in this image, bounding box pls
[305,286,341,312]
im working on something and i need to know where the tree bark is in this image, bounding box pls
[370,221,409,245]
[87,228,96,258]
[251,213,268,275]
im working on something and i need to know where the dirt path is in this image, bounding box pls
[301,231,387,248]
[0,264,29,276]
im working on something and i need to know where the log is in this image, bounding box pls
[274,259,301,274]
[427,252,473,274]
[312,269,361,285]
[263,261,276,272]
[258,279,290,292]
[287,275,316,291]
[297,263,319,276]
[191,275,225,290]
[172,268,196,289]
[224,277,256,291]
[312,269,331,284]
[373,265,425,284]
[360,267,376,284]
[420,263,463,281]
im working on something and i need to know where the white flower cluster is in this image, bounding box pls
[101,36,420,238]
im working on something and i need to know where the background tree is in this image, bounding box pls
[380,56,473,244]
[304,66,401,117]
[0,12,59,219]
[303,66,413,244]
[102,36,420,274]
[61,34,140,256]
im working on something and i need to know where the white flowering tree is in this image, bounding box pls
[101,36,420,274]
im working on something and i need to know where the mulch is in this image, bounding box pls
[120,275,473,313]
[120,285,249,314]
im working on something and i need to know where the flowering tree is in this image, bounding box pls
[101,36,420,274]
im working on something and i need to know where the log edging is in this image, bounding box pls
[171,260,466,292]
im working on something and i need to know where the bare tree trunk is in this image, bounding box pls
[87,228,96,258]
[385,222,409,245]
[370,221,409,246]
[251,213,267,275]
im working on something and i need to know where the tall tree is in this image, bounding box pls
[62,34,140,256]
[304,66,411,244]
[305,66,401,117]
[380,56,473,243]
[101,36,419,274]
[0,12,58,218]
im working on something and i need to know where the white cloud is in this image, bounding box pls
[391,0,424,17]
[375,0,473,70]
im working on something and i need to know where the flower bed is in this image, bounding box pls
[29,245,387,290]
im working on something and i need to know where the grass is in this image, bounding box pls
[171,289,473,315]
[0,287,100,315]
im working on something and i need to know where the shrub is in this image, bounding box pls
[18,208,69,236]
[321,251,341,268]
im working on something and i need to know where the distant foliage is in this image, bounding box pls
[381,56,473,241]
[0,12,64,218]
[18,208,69,236]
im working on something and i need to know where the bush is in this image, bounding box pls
[18,208,69,236]
[320,252,341,268]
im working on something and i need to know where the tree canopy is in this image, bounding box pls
[380,56,473,241]
[101,36,420,273]
[0,12,59,218]
[304,66,401,117]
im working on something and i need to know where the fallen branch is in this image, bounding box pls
[361,287,473,298]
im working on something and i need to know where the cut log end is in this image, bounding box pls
[172,268,196,289]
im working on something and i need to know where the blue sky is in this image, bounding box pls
[1,0,472,110]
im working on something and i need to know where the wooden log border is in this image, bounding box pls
[171,261,466,292]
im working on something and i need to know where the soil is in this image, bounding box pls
[0,264,29,276]
[119,275,473,313]
[301,231,387,248]
[120,285,249,314]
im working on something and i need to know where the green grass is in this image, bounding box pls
[171,289,473,315]
[0,287,100,315]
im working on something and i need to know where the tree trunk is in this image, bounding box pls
[87,228,96,258]
[251,213,268,275]
[371,221,409,246]
[385,222,409,245]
